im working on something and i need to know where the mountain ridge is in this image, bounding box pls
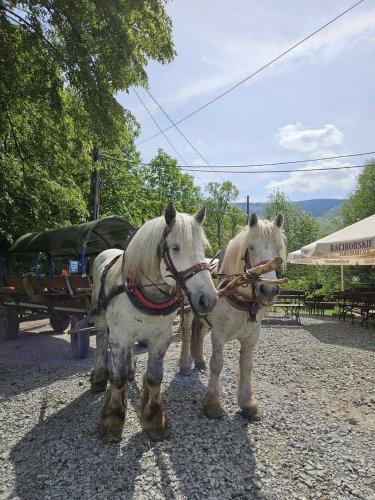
[235,198,344,218]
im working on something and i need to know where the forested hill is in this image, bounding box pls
[235,198,344,218]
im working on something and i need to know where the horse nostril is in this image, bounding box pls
[199,294,206,308]
[260,284,279,297]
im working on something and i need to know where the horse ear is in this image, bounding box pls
[194,205,206,224]
[248,212,258,227]
[274,212,284,228]
[164,202,176,226]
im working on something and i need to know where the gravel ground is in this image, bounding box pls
[0,315,374,500]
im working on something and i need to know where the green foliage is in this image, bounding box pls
[341,162,375,225]
[0,0,175,142]
[0,1,175,248]
[204,181,243,252]
[265,189,322,252]
[139,149,202,221]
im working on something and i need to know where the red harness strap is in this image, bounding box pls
[128,278,179,310]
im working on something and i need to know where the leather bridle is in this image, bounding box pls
[159,225,212,318]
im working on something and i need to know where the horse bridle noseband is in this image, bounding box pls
[159,225,211,318]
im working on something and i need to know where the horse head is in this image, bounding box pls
[246,212,286,306]
[159,203,217,316]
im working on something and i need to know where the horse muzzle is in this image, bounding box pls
[191,289,218,316]
[257,284,280,306]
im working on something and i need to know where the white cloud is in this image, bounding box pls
[276,123,344,153]
[266,121,358,195]
[266,159,359,194]
[162,5,375,107]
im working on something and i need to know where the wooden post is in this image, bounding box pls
[341,263,344,291]
[88,148,102,221]
[246,195,250,217]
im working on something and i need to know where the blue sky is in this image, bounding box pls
[118,0,375,202]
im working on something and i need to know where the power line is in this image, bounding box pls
[101,150,374,168]
[143,89,225,183]
[138,0,366,145]
[177,151,375,168]
[132,87,189,167]
[129,88,208,188]
[180,164,370,174]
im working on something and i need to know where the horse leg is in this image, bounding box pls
[238,330,260,420]
[202,338,224,419]
[191,317,208,371]
[179,313,192,375]
[140,333,171,441]
[90,314,109,393]
[100,343,135,443]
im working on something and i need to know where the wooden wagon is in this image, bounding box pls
[0,216,135,358]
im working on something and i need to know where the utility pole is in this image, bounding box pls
[246,195,250,217]
[88,147,102,221]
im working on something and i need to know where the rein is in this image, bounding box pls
[214,246,283,322]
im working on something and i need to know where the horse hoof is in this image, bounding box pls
[179,367,193,377]
[101,431,122,444]
[240,401,259,420]
[90,369,109,393]
[194,360,207,371]
[146,424,170,442]
[91,381,108,393]
[202,397,222,419]
[100,417,124,444]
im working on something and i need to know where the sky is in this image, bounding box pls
[117,0,375,203]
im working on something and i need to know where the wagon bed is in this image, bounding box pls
[0,216,136,358]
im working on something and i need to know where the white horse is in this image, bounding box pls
[90,204,217,442]
[179,212,286,419]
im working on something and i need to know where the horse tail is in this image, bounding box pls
[190,316,203,359]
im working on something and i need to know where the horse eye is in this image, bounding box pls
[171,244,180,252]
[249,245,254,251]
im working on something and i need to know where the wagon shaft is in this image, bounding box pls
[217,257,286,297]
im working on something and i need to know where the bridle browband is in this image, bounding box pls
[159,225,211,318]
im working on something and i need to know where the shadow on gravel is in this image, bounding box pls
[304,320,375,353]
[10,371,259,499]
[128,371,260,499]
[0,333,95,400]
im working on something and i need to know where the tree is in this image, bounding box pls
[265,189,322,252]
[140,149,202,220]
[0,0,175,143]
[341,162,375,225]
[204,181,239,251]
[0,2,175,247]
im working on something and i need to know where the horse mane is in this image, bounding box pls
[123,212,209,281]
[220,219,287,275]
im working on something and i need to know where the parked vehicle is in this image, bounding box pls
[0,216,135,358]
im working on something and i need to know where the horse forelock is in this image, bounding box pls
[220,219,286,274]
[123,212,209,281]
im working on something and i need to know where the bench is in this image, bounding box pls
[3,275,92,302]
[273,290,306,323]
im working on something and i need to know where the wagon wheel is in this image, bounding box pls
[70,317,90,359]
[49,313,70,333]
[0,307,20,341]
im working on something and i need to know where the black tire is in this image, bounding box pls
[50,314,70,333]
[0,308,20,341]
[70,319,90,359]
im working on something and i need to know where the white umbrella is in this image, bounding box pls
[287,214,375,290]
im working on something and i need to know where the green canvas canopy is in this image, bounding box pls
[8,216,136,257]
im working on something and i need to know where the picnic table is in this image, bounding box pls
[273,290,306,323]
[334,287,375,328]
